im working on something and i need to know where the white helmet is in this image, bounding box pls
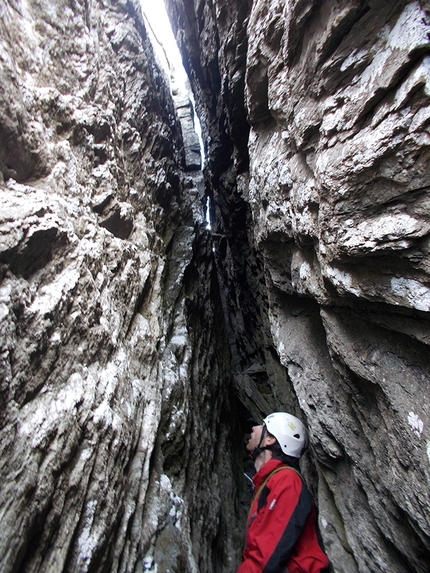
[264,412,309,458]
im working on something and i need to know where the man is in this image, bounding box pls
[238,412,329,573]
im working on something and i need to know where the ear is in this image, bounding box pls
[264,434,277,447]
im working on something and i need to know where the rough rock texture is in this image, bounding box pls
[166,0,430,572]
[0,1,243,572]
[2,0,430,571]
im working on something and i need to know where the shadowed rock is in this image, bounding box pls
[166,0,430,571]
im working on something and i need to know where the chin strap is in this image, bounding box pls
[250,424,275,460]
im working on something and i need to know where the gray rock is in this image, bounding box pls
[0,1,239,572]
[167,0,430,571]
[2,0,430,571]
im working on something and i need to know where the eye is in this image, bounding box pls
[293,434,300,439]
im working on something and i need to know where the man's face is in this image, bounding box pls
[246,424,265,453]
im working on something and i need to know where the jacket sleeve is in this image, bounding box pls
[237,470,313,573]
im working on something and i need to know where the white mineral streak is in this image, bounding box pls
[408,412,424,437]
[77,499,99,566]
[390,278,430,312]
[323,267,362,298]
[341,213,428,253]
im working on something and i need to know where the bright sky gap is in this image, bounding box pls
[140,0,210,229]
[140,0,205,167]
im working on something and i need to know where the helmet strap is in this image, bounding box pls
[251,424,276,459]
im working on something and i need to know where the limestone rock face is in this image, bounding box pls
[0,1,242,572]
[166,0,430,572]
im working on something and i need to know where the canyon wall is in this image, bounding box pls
[1,0,430,572]
[0,1,243,572]
[166,0,430,572]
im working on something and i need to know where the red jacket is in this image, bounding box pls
[238,458,329,573]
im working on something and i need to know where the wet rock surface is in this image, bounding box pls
[166,0,430,572]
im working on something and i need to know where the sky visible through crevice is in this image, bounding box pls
[140,0,188,91]
[140,0,210,228]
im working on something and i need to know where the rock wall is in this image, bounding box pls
[0,1,243,572]
[2,0,430,571]
[166,0,430,572]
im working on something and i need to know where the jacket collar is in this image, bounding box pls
[253,458,285,489]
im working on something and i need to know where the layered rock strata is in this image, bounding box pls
[166,0,430,572]
[0,1,243,572]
